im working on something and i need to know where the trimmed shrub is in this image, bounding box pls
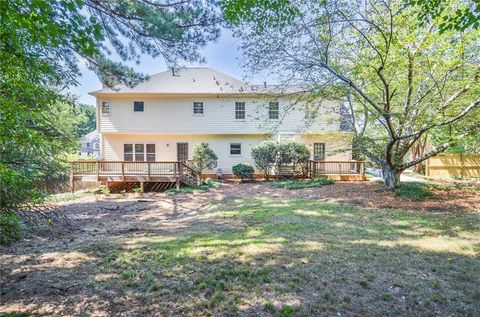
[0,213,23,245]
[232,163,254,181]
[251,141,277,180]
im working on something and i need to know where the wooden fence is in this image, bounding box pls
[425,154,480,178]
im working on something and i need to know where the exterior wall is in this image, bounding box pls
[102,132,352,173]
[97,96,341,135]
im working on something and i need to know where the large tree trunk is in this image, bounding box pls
[383,166,402,189]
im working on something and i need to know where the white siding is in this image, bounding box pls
[97,96,341,135]
[102,133,352,173]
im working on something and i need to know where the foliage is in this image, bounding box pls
[410,0,480,32]
[165,179,220,196]
[270,178,334,190]
[232,163,255,181]
[251,141,277,180]
[251,141,310,179]
[75,104,96,137]
[0,213,23,245]
[224,0,480,188]
[394,182,437,200]
[192,143,218,174]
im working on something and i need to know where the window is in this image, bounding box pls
[269,102,279,120]
[101,101,110,116]
[124,144,133,161]
[235,102,245,120]
[86,142,90,148]
[135,144,145,161]
[146,144,156,161]
[230,143,241,155]
[133,101,144,112]
[313,143,325,160]
[193,102,204,115]
[124,143,156,161]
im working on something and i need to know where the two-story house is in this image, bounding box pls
[89,67,353,177]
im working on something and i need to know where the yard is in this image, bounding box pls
[1,181,479,316]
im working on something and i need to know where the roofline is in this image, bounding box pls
[89,91,288,98]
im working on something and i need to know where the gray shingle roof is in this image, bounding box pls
[90,67,255,95]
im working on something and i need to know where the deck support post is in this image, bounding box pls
[121,162,125,181]
[96,161,100,181]
[175,162,180,190]
[338,162,342,180]
[70,165,75,193]
[140,181,144,192]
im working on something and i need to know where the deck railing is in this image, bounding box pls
[308,160,365,178]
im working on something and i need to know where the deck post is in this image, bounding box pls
[338,162,342,179]
[121,162,125,181]
[96,161,100,181]
[70,163,75,193]
[148,162,151,181]
[174,162,180,190]
[140,181,144,192]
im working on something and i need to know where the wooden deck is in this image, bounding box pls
[70,160,201,192]
[70,160,365,191]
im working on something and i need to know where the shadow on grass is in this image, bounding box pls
[1,196,479,316]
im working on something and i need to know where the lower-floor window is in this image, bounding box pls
[124,143,155,161]
[230,143,241,155]
[313,143,325,160]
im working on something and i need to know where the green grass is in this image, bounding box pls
[45,190,92,202]
[86,197,479,316]
[270,177,335,189]
[164,179,220,196]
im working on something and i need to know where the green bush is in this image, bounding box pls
[192,143,218,176]
[251,141,277,181]
[0,213,23,245]
[394,182,435,200]
[271,178,334,189]
[232,163,254,181]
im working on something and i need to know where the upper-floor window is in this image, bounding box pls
[133,101,144,112]
[269,102,279,120]
[101,101,110,116]
[235,102,245,120]
[193,102,204,115]
[230,143,242,155]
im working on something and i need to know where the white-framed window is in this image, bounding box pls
[124,143,155,161]
[235,102,245,120]
[313,143,325,160]
[133,101,144,112]
[193,102,204,115]
[269,101,279,120]
[101,101,111,116]
[230,143,241,155]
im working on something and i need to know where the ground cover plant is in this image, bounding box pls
[271,178,335,190]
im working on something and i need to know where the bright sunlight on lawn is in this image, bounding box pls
[84,197,479,316]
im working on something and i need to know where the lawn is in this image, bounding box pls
[1,188,479,316]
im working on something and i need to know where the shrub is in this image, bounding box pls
[271,178,334,190]
[192,142,218,179]
[394,182,434,200]
[0,213,23,245]
[279,141,310,178]
[251,141,277,180]
[232,163,254,181]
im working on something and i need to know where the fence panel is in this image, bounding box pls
[426,154,480,178]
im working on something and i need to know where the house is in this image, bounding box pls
[70,67,361,189]
[79,130,100,159]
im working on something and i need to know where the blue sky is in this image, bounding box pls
[69,29,253,105]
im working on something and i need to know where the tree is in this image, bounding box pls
[251,141,277,180]
[192,143,218,179]
[223,0,480,188]
[75,104,96,137]
[1,0,221,213]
